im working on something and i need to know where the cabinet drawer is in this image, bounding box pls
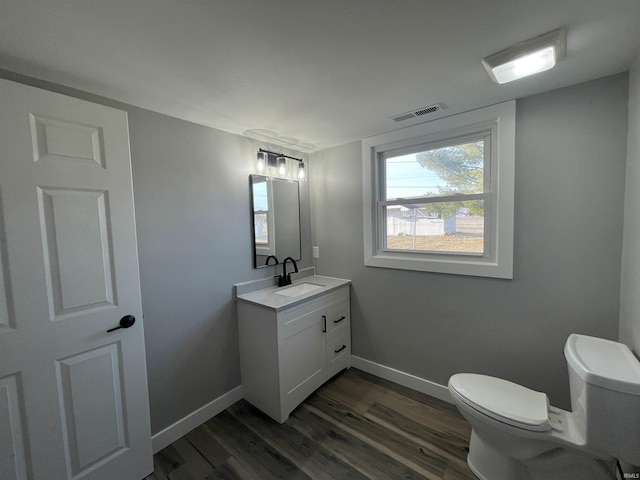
[325,299,349,336]
[326,329,350,375]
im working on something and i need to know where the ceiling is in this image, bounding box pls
[1,0,640,152]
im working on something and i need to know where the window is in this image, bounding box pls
[252,177,275,256]
[382,135,489,255]
[362,101,515,278]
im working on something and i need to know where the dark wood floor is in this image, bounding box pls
[145,368,476,480]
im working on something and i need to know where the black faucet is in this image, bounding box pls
[276,257,298,287]
[264,255,279,266]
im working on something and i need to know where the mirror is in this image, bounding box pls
[250,175,301,268]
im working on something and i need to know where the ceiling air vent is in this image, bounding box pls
[390,103,444,122]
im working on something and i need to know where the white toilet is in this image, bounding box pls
[448,334,640,480]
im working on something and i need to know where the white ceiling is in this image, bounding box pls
[1,0,640,152]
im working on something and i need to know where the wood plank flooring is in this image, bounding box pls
[145,368,475,480]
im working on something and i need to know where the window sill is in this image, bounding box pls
[365,251,512,279]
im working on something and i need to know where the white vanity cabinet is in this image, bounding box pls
[237,285,351,423]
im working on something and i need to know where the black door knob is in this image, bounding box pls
[107,315,136,333]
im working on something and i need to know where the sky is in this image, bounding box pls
[385,153,446,200]
[252,178,269,211]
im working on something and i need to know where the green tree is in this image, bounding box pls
[415,141,484,217]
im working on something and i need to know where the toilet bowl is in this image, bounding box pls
[448,334,640,480]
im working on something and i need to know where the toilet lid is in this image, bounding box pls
[449,373,551,432]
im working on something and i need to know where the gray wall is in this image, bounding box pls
[2,67,630,429]
[620,56,640,353]
[310,74,628,409]
[126,112,313,433]
[0,69,312,434]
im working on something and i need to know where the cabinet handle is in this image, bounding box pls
[333,316,346,324]
[322,315,326,333]
[334,345,347,353]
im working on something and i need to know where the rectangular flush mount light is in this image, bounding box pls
[482,28,566,84]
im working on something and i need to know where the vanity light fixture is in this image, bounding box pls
[482,28,566,84]
[255,149,306,181]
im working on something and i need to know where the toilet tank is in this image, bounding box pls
[565,334,640,465]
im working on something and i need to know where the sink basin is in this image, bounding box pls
[275,282,324,297]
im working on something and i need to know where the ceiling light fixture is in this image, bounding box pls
[482,28,566,84]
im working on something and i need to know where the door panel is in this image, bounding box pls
[0,79,152,480]
[0,374,27,480]
[0,204,14,332]
[30,113,105,168]
[38,187,115,319]
[56,344,126,476]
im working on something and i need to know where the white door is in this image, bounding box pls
[0,79,152,480]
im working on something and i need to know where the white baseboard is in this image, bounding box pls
[151,385,243,453]
[151,358,449,454]
[351,356,452,404]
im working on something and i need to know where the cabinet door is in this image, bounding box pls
[279,309,326,417]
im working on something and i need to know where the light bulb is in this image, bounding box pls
[298,163,305,180]
[277,156,287,176]
[256,152,265,173]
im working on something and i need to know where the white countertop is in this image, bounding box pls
[236,275,351,311]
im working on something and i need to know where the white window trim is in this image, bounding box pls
[362,101,515,279]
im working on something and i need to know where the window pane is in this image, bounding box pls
[254,213,269,244]
[384,201,484,254]
[385,140,484,201]
[252,180,268,211]
[252,179,270,245]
